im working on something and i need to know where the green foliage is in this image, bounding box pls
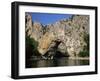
[79,50,89,57]
[84,33,89,50]
[26,36,39,56]
[79,33,89,57]
[26,36,38,50]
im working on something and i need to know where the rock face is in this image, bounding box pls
[38,32,55,55]
[25,13,33,37]
[25,13,43,41]
[25,14,89,58]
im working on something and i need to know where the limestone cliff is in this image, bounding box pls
[25,13,43,41]
[25,14,89,58]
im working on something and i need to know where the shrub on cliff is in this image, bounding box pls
[79,50,89,57]
[26,36,39,57]
[79,33,89,57]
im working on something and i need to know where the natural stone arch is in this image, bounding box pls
[37,27,69,59]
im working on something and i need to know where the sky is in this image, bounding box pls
[27,12,73,25]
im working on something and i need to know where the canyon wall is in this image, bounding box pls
[25,14,89,57]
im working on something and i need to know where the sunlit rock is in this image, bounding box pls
[25,14,89,58]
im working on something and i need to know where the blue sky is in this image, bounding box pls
[27,12,73,25]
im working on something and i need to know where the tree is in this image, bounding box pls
[79,33,89,57]
[26,36,39,58]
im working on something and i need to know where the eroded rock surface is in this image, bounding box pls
[25,14,89,58]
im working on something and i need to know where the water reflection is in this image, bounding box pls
[26,57,89,68]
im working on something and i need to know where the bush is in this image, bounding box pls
[84,33,89,50]
[79,50,89,57]
[78,33,89,57]
[26,36,39,56]
[26,36,38,49]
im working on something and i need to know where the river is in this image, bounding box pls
[26,57,89,68]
